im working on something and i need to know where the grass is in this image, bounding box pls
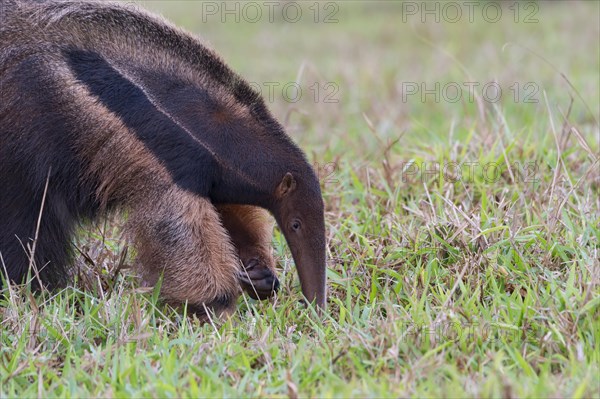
[1,1,599,397]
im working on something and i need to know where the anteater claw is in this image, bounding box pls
[240,257,280,300]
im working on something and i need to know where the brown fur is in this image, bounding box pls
[133,189,242,317]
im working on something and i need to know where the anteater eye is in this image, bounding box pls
[291,220,302,232]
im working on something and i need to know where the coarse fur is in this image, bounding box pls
[0,0,326,316]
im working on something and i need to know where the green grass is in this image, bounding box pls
[1,1,599,397]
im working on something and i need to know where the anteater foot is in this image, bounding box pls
[239,257,280,300]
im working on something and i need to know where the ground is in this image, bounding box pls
[1,1,599,397]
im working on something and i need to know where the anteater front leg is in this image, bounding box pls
[216,205,280,300]
[130,188,242,319]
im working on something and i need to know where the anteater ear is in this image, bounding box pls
[276,172,297,198]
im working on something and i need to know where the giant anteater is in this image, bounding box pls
[0,0,326,317]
